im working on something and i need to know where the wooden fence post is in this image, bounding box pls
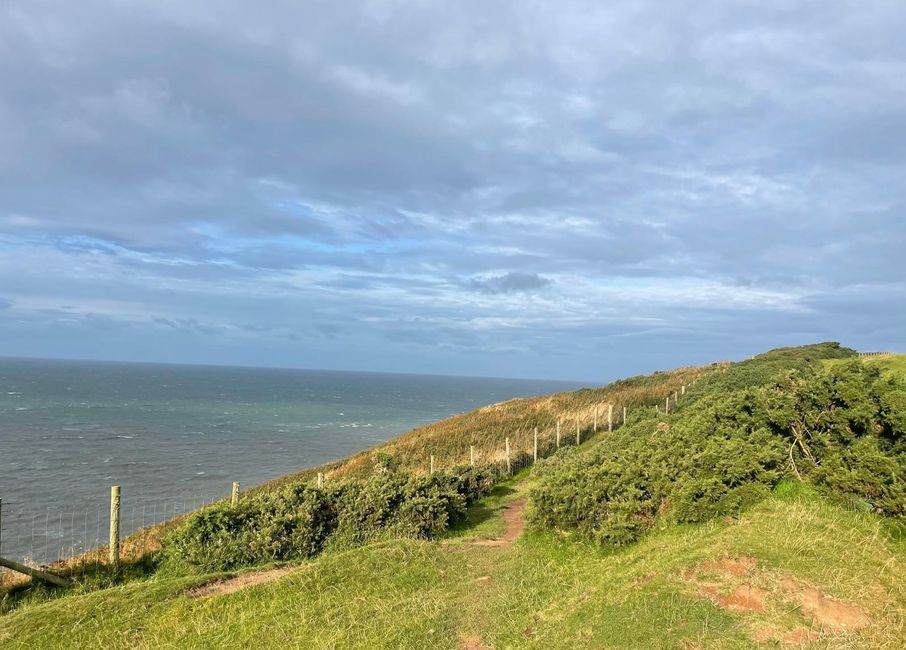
[0,557,71,587]
[576,419,580,446]
[593,406,598,432]
[109,485,120,569]
[505,437,511,474]
[470,445,475,467]
[317,473,324,488]
[665,397,670,414]
[430,455,435,473]
[681,385,686,396]
[231,481,240,507]
[556,419,561,448]
[623,406,627,424]
[608,404,613,433]
[533,427,538,462]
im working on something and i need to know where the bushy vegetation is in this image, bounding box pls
[163,464,499,572]
[531,343,905,546]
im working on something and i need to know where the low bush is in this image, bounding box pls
[163,463,497,572]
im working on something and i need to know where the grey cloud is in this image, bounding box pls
[468,272,551,294]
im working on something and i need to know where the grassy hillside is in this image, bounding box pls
[1,479,903,648]
[263,361,712,484]
[2,343,904,649]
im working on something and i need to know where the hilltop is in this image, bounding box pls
[1,343,904,649]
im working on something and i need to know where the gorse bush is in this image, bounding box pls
[531,344,905,546]
[163,464,497,572]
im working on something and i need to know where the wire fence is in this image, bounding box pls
[418,400,633,476]
[0,491,227,587]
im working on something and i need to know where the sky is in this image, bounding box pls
[1,1,904,382]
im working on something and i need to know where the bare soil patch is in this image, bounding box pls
[781,578,870,631]
[186,566,295,598]
[718,584,766,613]
[683,557,871,643]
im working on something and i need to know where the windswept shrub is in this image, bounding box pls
[163,465,496,572]
[163,484,335,572]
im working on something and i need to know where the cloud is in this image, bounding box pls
[468,272,552,294]
[0,1,903,379]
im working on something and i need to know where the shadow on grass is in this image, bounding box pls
[0,553,161,615]
[445,483,519,538]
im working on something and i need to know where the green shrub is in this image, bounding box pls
[531,343,905,547]
[163,465,497,572]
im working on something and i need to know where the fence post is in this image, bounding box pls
[593,406,598,432]
[608,404,613,433]
[623,406,627,424]
[430,455,435,473]
[317,472,324,489]
[682,384,686,396]
[109,485,120,569]
[505,437,511,474]
[533,428,538,462]
[556,419,561,448]
[231,481,240,507]
[576,419,580,446]
[665,397,669,414]
[470,445,475,467]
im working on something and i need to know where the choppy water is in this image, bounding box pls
[0,357,580,564]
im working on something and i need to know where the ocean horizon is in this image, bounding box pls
[0,356,583,564]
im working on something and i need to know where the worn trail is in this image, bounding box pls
[187,566,295,598]
[470,497,527,547]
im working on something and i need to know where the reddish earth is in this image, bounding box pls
[186,566,295,598]
[718,584,766,613]
[782,578,870,631]
[685,558,871,642]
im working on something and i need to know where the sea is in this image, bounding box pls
[0,357,581,565]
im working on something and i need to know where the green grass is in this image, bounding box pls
[3,483,904,649]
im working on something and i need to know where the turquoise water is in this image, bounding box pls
[0,357,580,564]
